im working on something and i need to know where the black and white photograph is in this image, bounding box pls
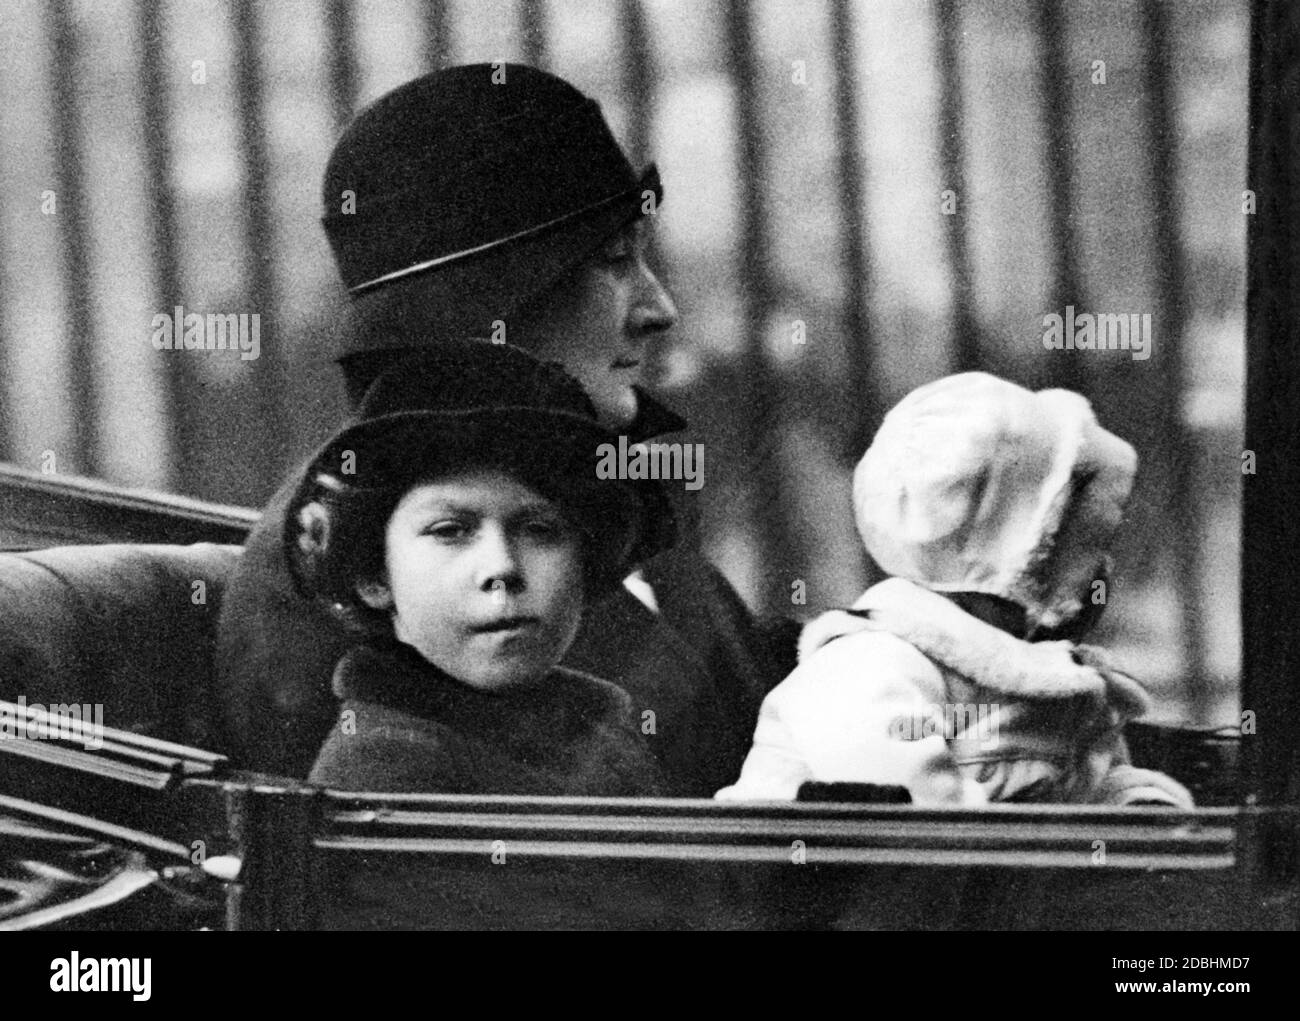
[0,0,1294,963]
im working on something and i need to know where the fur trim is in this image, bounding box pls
[1070,643,1151,718]
[797,609,873,663]
[799,578,1150,714]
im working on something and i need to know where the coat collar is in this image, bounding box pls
[332,636,619,725]
[799,577,1151,717]
[628,386,688,442]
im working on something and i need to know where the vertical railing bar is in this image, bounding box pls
[621,0,664,274]
[424,0,451,70]
[622,0,654,167]
[48,0,99,477]
[1033,0,1085,392]
[0,294,5,462]
[0,72,10,461]
[828,0,879,457]
[138,2,196,497]
[724,0,791,616]
[520,0,548,69]
[1140,0,1207,713]
[325,0,360,126]
[231,0,288,490]
[935,0,979,375]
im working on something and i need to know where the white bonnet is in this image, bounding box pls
[853,372,1137,632]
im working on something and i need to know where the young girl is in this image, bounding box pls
[287,339,673,796]
[716,372,1193,808]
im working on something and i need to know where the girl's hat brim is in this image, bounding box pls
[310,406,615,488]
[295,405,676,578]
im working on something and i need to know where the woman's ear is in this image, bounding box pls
[355,578,394,610]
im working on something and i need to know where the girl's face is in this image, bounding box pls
[519,220,677,428]
[359,469,586,693]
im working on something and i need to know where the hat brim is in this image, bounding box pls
[335,167,661,361]
[298,405,675,573]
[314,406,609,483]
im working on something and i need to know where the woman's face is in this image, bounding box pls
[518,219,677,428]
[360,470,586,693]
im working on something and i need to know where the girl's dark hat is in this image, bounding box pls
[286,339,676,603]
[322,64,661,357]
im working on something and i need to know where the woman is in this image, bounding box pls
[216,64,798,796]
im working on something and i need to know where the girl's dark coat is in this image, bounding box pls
[309,638,664,796]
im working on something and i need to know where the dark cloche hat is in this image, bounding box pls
[286,338,676,610]
[321,64,661,357]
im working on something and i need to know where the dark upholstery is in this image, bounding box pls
[0,544,241,750]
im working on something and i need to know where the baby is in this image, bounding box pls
[284,339,673,796]
[717,372,1193,807]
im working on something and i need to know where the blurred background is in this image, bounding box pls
[0,0,1246,726]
